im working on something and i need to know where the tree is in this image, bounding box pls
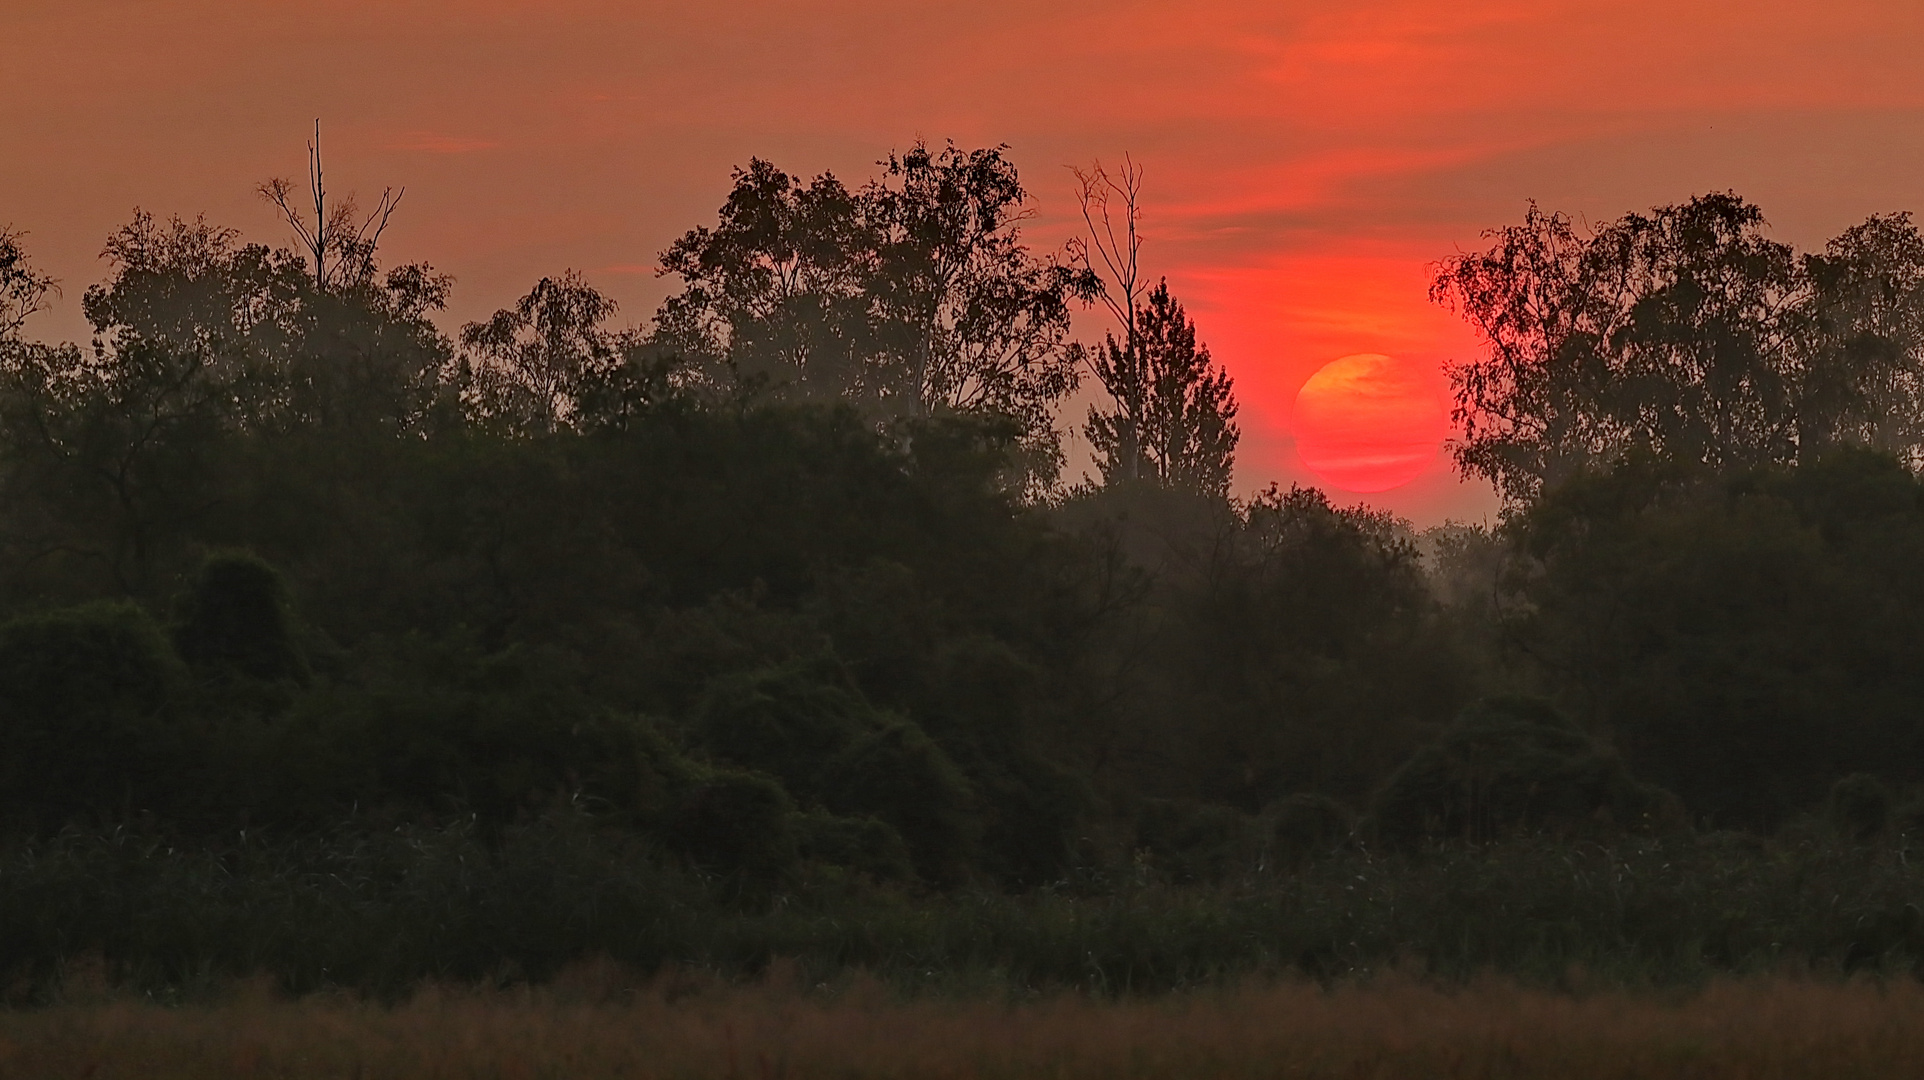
[1794,212,1924,460]
[1506,449,1924,829]
[1433,193,1924,506]
[1085,281,1239,496]
[0,208,451,601]
[457,270,620,435]
[654,142,1093,485]
[258,121,404,294]
[0,227,56,339]
[1068,158,1148,481]
[1070,162,1240,496]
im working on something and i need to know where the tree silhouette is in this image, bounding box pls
[0,228,55,339]
[458,270,619,435]
[1433,193,1924,505]
[654,142,1094,486]
[258,121,404,293]
[1085,281,1239,495]
[1069,162,1239,496]
[1068,158,1148,481]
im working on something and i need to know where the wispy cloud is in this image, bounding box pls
[388,132,500,154]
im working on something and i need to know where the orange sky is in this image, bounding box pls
[8,0,1924,522]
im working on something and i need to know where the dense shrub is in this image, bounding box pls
[823,719,977,885]
[664,767,798,889]
[1264,793,1355,868]
[792,809,915,883]
[0,602,185,826]
[172,551,307,684]
[690,660,882,802]
[1132,798,1253,884]
[1829,773,1896,842]
[1371,697,1674,848]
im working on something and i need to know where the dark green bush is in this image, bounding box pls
[1829,773,1895,842]
[1371,697,1673,848]
[172,551,307,684]
[0,602,185,825]
[690,660,882,801]
[1265,793,1354,867]
[1133,798,1253,884]
[251,635,684,831]
[823,719,977,885]
[665,767,798,889]
[792,809,915,882]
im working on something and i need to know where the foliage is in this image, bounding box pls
[654,142,1094,493]
[1434,196,1924,504]
[0,225,56,339]
[456,270,621,434]
[1084,280,1240,496]
[1370,697,1676,847]
[0,602,184,827]
[1509,449,1924,829]
[172,551,308,684]
[10,172,1924,998]
[5,817,1924,998]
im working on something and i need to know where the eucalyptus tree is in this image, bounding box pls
[653,142,1094,491]
[1434,194,1924,506]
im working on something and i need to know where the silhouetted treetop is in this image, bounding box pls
[1085,280,1239,497]
[0,228,55,339]
[654,142,1095,489]
[1434,194,1924,505]
[457,270,621,436]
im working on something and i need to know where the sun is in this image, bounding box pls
[1292,353,1450,493]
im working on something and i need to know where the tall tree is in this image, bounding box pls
[654,142,1093,485]
[1085,281,1239,496]
[457,270,620,435]
[1433,193,1924,505]
[1068,160,1239,496]
[258,121,404,294]
[1068,158,1148,482]
[1794,212,1924,460]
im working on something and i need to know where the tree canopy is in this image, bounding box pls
[1434,195,1924,504]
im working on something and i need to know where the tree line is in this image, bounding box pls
[3,141,1924,910]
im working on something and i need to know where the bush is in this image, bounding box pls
[1133,798,1253,884]
[1371,697,1672,848]
[1829,773,1895,842]
[252,635,685,832]
[823,719,977,885]
[665,768,798,890]
[690,660,881,802]
[0,602,185,825]
[1264,793,1354,867]
[172,551,308,684]
[792,809,915,883]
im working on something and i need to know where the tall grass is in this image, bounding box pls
[8,975,1924,1078]
[4,810,1924,1000]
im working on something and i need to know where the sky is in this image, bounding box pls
[7,0,1924,523]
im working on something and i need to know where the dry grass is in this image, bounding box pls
[5,967,1924,1078]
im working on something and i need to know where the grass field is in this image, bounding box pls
[5,971,1924,1078]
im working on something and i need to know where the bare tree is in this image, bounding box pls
[258,120,404,292]
[1067,157,1146,337]
[1069,158,1150,482]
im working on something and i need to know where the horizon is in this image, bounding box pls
[10,0,1924,523]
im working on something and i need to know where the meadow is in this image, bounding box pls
[7,972,1924,1079]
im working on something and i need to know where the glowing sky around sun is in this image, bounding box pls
[1294,354,1450,493]
[8,0,1924,522]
